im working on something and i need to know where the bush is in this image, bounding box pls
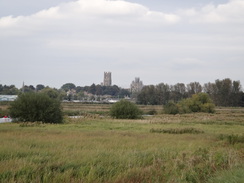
[150,128,204,134]
[146,109,157,115]
[110,100,143,119]
[9,93,63,123]
[163,101,179,114]
[0,107,9,118]
[164,93,215,114]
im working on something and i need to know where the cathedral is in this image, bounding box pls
[103,72,112,86]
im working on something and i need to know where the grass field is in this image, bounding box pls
[0,103,244,182]
[61,102,162,116]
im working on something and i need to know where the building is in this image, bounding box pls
[130,77,143,93]
[103,72,112,86]
[0,95,18,102]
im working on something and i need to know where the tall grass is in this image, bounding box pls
[0,107,243,182]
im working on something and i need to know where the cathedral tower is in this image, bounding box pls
[103,72,112,86]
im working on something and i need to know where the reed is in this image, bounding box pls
[0,107,243,182]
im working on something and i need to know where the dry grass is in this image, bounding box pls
[0,103,244,182]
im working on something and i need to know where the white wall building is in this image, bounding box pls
[130,77,143,93]
[0,95,18,101]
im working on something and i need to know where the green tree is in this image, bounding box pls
[156,83,170,105]
[22,85,35,93]
[9,93,63,123]
[163,101,179,114]
[187,82,202,96]
[164,93,215,114]
[170,83,187,102]
[110,100,143,119]
[0,85,19,95]
[40,87,60,99]
[203,78,242,106]
[137,85,157,105]
[88,84,96,95]
[184,93,215,113]
[61,83,76,92]
[36,84,45,91]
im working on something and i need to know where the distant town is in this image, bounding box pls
[0,72,144,103]
[0,73,244,107]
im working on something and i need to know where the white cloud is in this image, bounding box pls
[0,0,180,30]
[179,0,244,23]
[35,7,61,19]
[0,15,22,27]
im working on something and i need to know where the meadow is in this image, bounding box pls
[0,103,244,182]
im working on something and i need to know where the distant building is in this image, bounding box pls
[130,77,143,93]
[103,72,112,86]
[66,89,76,97]
[0,95,18,102]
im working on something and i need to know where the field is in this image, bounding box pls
[0,103,244,182]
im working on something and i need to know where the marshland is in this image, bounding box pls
[0,103,243,183]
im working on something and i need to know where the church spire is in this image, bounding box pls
[22,82,25,93]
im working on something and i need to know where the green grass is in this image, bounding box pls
[0,107,244,182]
[208,165,244,183]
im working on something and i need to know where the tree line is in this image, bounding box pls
[137,78,244,107]
[1,78,243,107]
[0,83,130,101]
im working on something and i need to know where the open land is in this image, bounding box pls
[0,103,244,183]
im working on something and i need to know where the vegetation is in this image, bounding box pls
[1,78,243,107]
[0,84,19,95]
[0,107,243,182]
[0,107,9,118]
[9,93,63,123]
[164,93,215,114]
[110,100,143,119]
[60,83,130,100]
[204,78,243,106]
[137,78,244,107]
[150,127,204,134]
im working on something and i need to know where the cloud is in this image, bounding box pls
[0,0,244,87]
[179,0,244,23]
[0,0,180,30]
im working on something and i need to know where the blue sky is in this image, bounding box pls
[0,0,243,89]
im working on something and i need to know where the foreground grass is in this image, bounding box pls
[0,109,244,182]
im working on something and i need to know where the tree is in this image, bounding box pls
[22,85,35,93]
[36,84,45,91]
[156,83,170,105]
[40,87,60,99]
[9,93,63,123]
[88,84,96,95]
[203,78,242,106]
[0,84,19,95]
[95,85,103,95]
[163,101,179,114]
[110,100,143,119]
[187,82,202,96]
[170,83,187,102]
[164,93,215,114]
[184,93,215,113]
[61,83,76,92]
[137,85,157,105]
[118,88,131,98]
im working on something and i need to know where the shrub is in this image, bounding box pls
[110,100,143,119]
[150,128,204,134]
[9,93,63,123]
[190,93,215,113]
[0,107,9,118]
[146,109,157,115]
[218,134,244,145]
[163,101,179,114]
[164,93,215,114]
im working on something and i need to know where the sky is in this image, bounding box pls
[0,0,243,89]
